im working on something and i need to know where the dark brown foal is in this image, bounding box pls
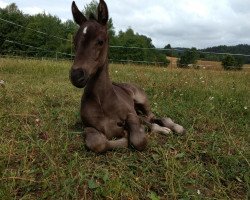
[69,0,185,153]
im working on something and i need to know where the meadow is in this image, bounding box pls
[0,58,249,199]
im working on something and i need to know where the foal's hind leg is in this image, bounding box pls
[130,87,171,134]
[131,86,185,134]
[84,127,128,153]
[152,118,186,135]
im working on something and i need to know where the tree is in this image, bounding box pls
[164,44,171,49]
[177,47,199,68]
[23,13,65,57]
[221,55,243,70]
[109,28,169,66]
[61,20,78,55]
[83,0,98,17]
[83,0,115,40]
[164,44,172,57]
[5,3,21,14]
[0,3,29,54]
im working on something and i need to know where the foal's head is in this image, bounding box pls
[70,0,109,88]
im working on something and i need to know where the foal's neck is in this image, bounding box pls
[85,61,114,100]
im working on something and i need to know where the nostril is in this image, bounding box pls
[71,68,85,81]
[70,68,88,88]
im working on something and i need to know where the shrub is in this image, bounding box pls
[177,48,199,68]
[221,55,243,70]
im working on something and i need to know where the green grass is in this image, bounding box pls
[0,58,249,199]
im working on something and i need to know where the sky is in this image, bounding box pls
[0,0,250,48]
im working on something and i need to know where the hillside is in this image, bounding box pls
[201,44,250,55]
[201,44,250,63]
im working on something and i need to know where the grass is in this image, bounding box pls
[0,58,249,199]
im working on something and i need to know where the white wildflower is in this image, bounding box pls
[35,118,40,126]
[209,96,214,101]
[0,80,5,88]
[197,190,201,195]
[244,106,248,110]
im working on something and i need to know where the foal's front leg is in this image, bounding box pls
[126,113,147,151]
[84,127,128,153]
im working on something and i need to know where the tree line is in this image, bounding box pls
[201,44,250,64]
[0,2,168,66]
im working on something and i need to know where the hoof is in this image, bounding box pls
[173,124,186,135]
[152,123,172,135]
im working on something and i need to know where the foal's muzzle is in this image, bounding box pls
[69,68,88,88]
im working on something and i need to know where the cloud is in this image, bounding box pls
[107,0,250,48]
[22,6,44,15]
[0,0,8,8]
[1,0,249,48]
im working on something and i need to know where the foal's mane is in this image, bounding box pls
[88,12,97,20]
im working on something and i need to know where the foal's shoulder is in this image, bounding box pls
[112,82,138,90]
[111,82,134,97]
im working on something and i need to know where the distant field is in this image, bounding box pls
[167,56,250,71]
[0,58,249,199]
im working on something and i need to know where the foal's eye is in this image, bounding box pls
[97,39,104,46]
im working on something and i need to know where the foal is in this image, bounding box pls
[69,0,185,153]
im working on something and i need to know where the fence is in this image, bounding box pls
[1,17,250,68]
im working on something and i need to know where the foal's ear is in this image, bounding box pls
[97,0,109,25]
[72,1,87,26]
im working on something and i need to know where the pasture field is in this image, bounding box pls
[0,58,249,199]
[167,56,250,71]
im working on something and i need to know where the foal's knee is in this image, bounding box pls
[131,135,147,151]
[130,127,147,151]
[85,128,108,153]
